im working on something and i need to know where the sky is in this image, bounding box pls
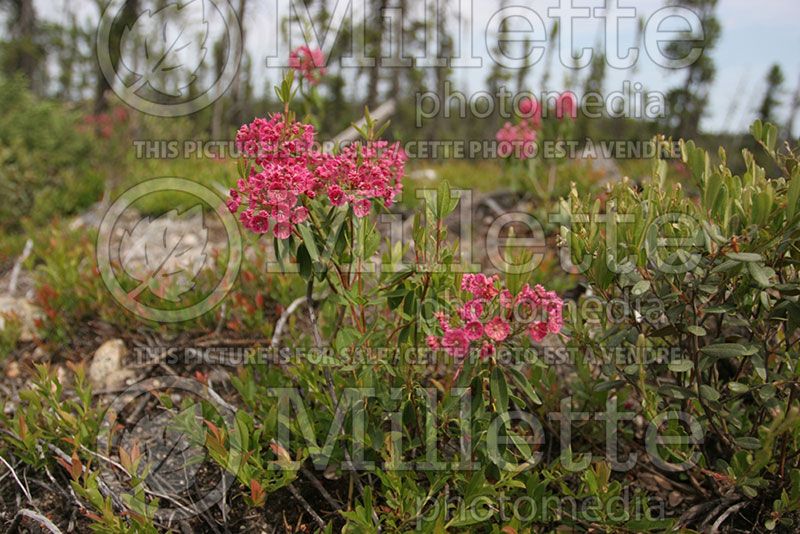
[31,0,800,134]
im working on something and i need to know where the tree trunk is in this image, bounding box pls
[95,0,139,113]
[17,0,36,87]
[365,0,386,109]
[785,73,800,139]
[227,0,247,125]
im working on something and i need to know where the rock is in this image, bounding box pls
[31,345,49,362]
[89,339,135,390]
[5,361,20,379]
[0,296,42,342]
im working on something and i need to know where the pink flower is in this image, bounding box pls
[518,96,542,128]
[556,91,578,120]
[442,329,470,358]
[291,206,309,224]
[461,274,499,299]
[465,321,484,341]
[353,198,372,218]
[272,204,291,223]
[227,189,241,213]
[528,321,548,342]
[458,299,484,322]
[250,211,270,234]
[327,184,345,206]
[546,299,564,333]
[519,97,535,116]
[484,317,510,342]
[426,335,440,350]
[496,122,517,144]
[515,122,537,159]
[435,311,450,330]
[273,221,292,240]
[480,342,496,359]
[289,45,327,86]
[499,289,514,309]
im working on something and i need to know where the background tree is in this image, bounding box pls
[664,0,720,139]
[485,0,513,132]
[758,64,785,124]
[785,72,800,140]
[0,0,46,93]
[92,0,141,113]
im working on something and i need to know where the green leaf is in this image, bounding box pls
[507,367,542,406]
[296,244,313,279]
[728,382,749,394]
[700,343,757,359]
[631,280,651,296]
[787,176,800,221]
[700,384,721,401]
[747,262,773,288]
[595,380,626,392]
[490,367,509,412]
[742,485,759,498]
[726,252,763,263]
[736,437,761,450]
[297,223,320,264]
[658,385,693,400]
[668,359,694,373]
[752,354,767,381]
[687,326,707,337]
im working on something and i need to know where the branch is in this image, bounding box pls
[8,238,33,295]
[271,296,308,349]
[0,454,32,504]
[9,509,63,534]
[287,482,326,529]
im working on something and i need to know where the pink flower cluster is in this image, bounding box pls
[289,46,327,86]
[496,120,538,159]
[496,96,541,159]
[228,114,405,239]
[555,91,578,120]
[427,274,564,359]
[82,106,129,139]
[317,140,406,217]
[518,97,543,128]
[496,92,579,159]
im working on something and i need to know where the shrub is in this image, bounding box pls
[0,76,103,233]
[561,123,800,530]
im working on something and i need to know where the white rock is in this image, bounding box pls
[89,339,134,390]
[0,296,42,342]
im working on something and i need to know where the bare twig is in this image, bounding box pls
[0,454,32,504]
[213,303,227,336]
[8,238,33,295]
[710,501,747,533]
[300,466,342,511]
[9,508,63,534]
[330,99,396,149]
[206,382,237,413]
[271,296,308,349]
[287,482,326,529]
